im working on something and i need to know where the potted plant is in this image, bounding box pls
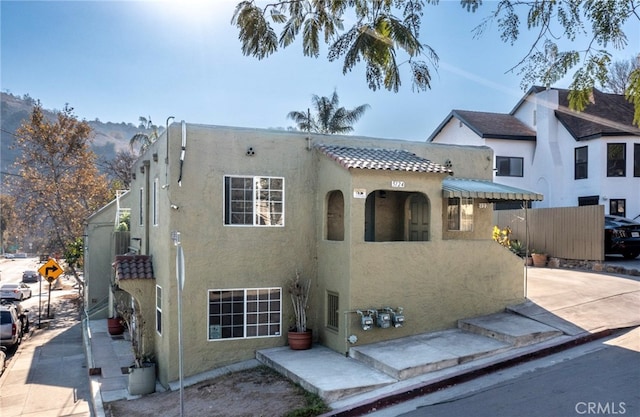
[107,315,124,335]
[116,296,156,395]
[531,250,548,267]
[287,271,312,350]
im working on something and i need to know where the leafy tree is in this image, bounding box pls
[7,103,112,290]
[0,194,16,254]
[233,0,438,93]
[287,90,370,134]
[129,116,159,154]
[232,0,639,124]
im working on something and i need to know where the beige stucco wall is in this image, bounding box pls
[315,162,524,354]
[122,124,524,386]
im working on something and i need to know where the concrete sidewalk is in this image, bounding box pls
[0,295,91,417]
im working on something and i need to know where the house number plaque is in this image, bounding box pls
[391,180,405,188]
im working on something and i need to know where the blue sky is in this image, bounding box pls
[1,0,638,141]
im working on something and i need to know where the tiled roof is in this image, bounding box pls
[113,255,154,280]
[451,110,537,140]
[317,145,452,173]
[555,88,640,140]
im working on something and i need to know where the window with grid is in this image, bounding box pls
[575,146,588,179]
[224,176,284,226]
[447,198,473,231]
[607,143,626,177]
[495,156,523,177]
[327,292,339,331]
[156,285,162,335]
[208,288,281,340]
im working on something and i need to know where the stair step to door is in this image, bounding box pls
[458,312,563,347]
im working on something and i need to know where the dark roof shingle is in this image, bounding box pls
[451,110,537,140]
[113,255,154,280]
[317,145,451,174]
[555,88,640,140]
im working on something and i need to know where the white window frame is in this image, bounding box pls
[153,178,159,226]
[223,175,285,227]
[207,287,282,341]
[447,197,474,231]
[155,285,162,335]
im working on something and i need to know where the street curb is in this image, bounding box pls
[82,315,106,417]
[320,328,619,417]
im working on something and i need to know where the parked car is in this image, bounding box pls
[0,301,24,347]
[0,346,6,376]
[22,270,39,283]
[605,215,640,259]
[0,283,32,300]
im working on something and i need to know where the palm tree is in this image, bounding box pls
[129,116,159,154]
[287,90,370,134]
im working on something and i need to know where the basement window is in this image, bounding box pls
[208,288,281,340]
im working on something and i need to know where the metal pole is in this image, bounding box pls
[47,280,52,318]
[173,232,185,417]
[38,275,42,327]
[177,254,184,417]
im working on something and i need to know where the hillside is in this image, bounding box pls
[1,92,144,173]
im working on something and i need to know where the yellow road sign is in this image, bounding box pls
[38,258,63,283]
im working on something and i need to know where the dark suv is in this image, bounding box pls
[0,301,25,347]
[22,270,39,283]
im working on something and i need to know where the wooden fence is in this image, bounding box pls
[494,205,604,261]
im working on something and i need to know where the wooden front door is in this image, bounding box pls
[408,194,429,241]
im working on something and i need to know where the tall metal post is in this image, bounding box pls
[173,231,185,417]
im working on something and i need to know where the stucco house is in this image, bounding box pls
[85,123,542,389]
[427,87,640,219]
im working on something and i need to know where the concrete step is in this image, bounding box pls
[458,312,563,347]
[349,329,512,380]
[256,345,396,403]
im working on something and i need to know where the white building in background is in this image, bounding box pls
[428,86,640,220]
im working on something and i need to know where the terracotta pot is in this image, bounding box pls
[531,253,547,267]
[108,317,124,335]
[287,329,312,350]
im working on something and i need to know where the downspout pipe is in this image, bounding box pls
[178,120,186,187]
[165,116,175,186]
[143,160,150,255]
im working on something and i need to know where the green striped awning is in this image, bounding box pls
[442,177,543,201]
